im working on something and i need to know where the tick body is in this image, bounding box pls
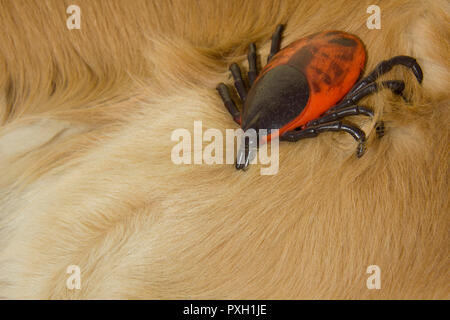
[217,25,423,170]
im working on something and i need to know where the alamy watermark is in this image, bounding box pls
[171,121,279,175]
[66,265,81,290]
[366,5,381,29]
[366,265,381,289]
[66,5,81,30]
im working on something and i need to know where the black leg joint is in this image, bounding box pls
[375,121,385,138]
[229,63,247,102]
[216,83,241,123]
[348,55,423,95]
[308,105,374,127]
[247,43,258,87]
[281,121,367,157]
[267,24,284,63]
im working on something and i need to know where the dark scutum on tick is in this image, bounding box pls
[242,65,310,132]
[216,24,424,170]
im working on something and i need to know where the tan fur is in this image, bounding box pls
[0,0,448,299]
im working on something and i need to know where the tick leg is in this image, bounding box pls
[229,63,247,102]
[375,121,385,138]
[307,105,374,127]
[281,121,366,157]
[325,80,405,115]
[348,55,423,95]
[216,83,241,125]
[247,43,258,87]
[267,24,284,63]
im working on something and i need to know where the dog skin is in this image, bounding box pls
[0,0,448,299]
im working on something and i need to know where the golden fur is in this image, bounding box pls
[0,0,448,299]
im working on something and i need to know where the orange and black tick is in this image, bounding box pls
[217,25,423,170]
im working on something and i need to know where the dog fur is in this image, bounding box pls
[0,0,448,299]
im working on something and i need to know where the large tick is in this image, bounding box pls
[217,25,423,170]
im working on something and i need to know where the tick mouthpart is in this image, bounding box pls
[235,133,258,170]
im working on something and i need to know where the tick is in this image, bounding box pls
[216,25,423,170]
